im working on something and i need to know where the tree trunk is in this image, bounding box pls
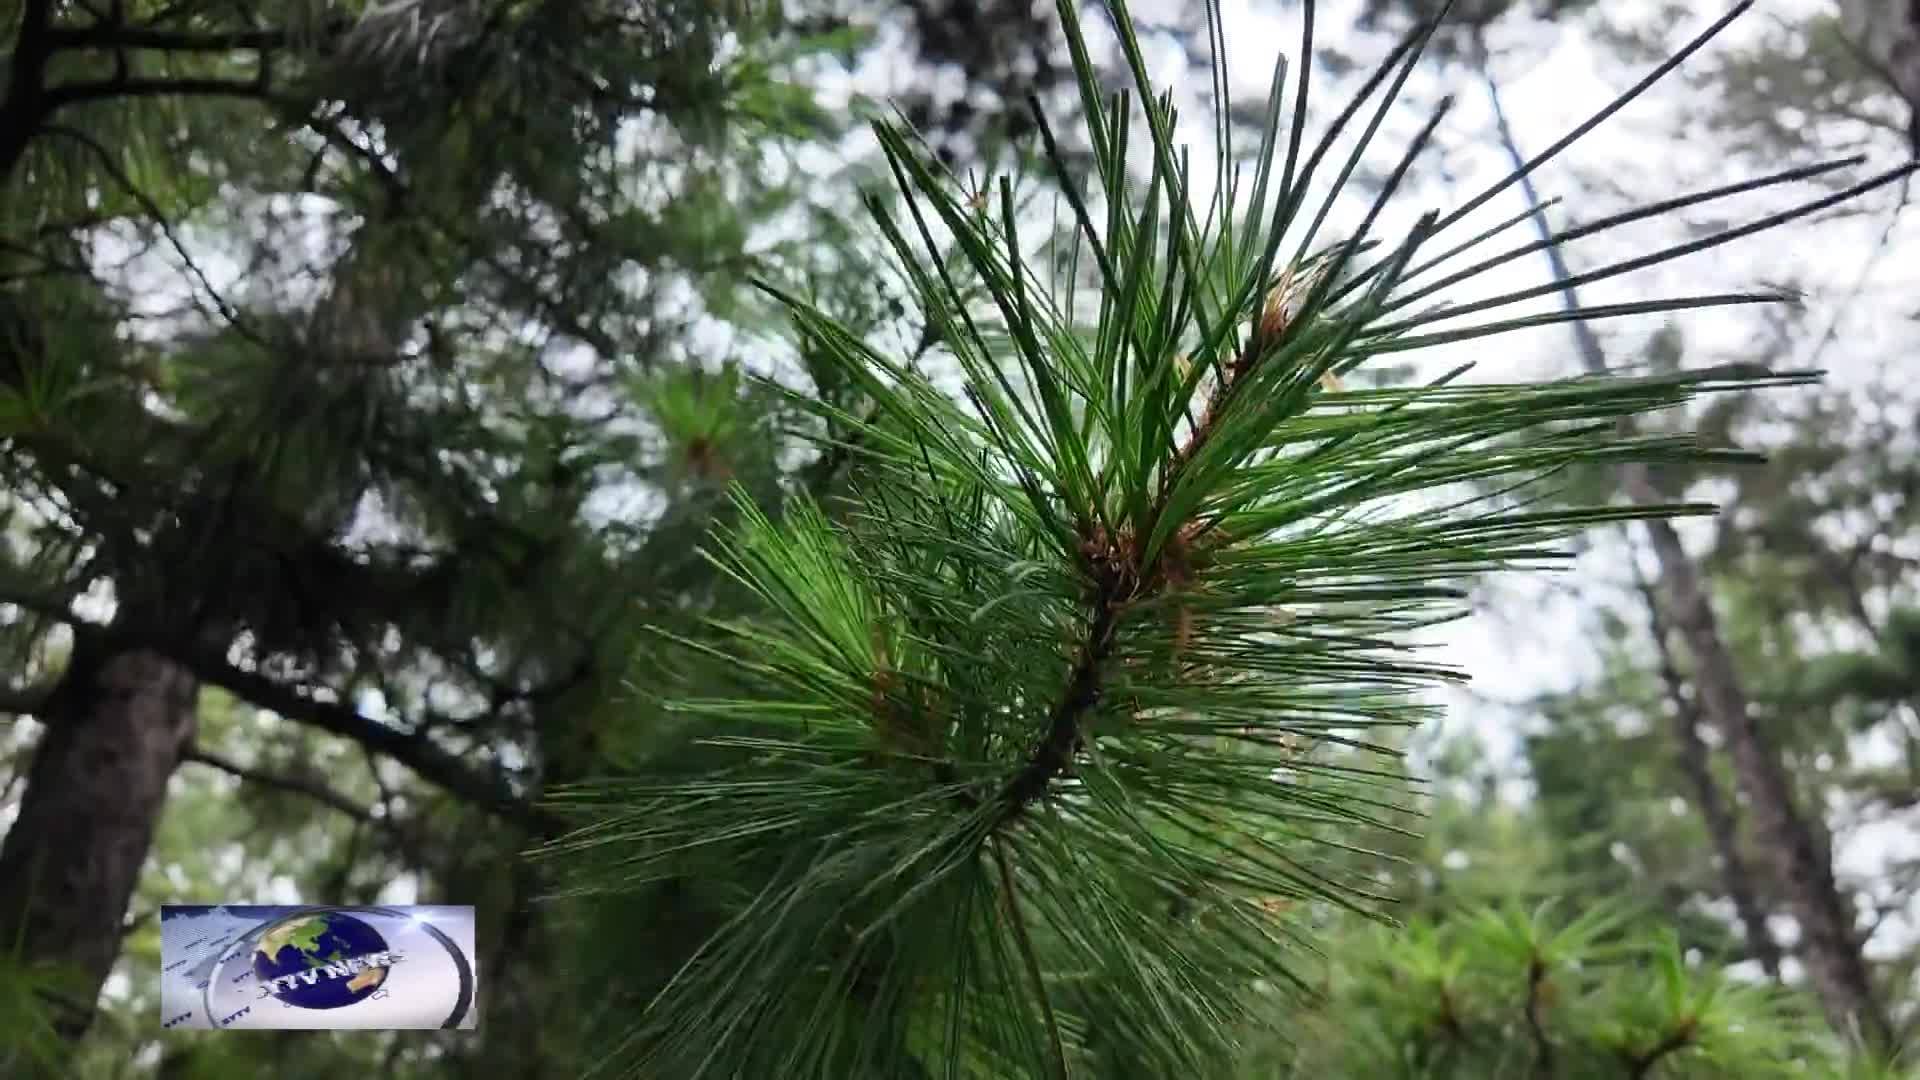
[1634,518,1889,1046]
[1637,576,1782,977]
[0,1,54,186]
[0,645,198,1038]
[1478,54,1892,1050]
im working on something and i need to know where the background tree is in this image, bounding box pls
[1347,0,1920,1053]
[0,0,876,1065]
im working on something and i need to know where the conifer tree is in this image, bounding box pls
[1355,0,1906,1048]
[1251,898,1902,1078]
[0,0,859,1064]
[546,2,1915,1076]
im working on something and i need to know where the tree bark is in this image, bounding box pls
[0,1,55,184]
[1634,516,1889,1046]
[1636,575,1782,977]
[1478,54,1892,1050]
[0,645,198,1038]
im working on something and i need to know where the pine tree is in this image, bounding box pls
[544,2,1913,1076]
[1253,899,1892,1078]
[0,0,857,1063]
[1357,0,1907,1048]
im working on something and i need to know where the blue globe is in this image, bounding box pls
[250,912,392,1010]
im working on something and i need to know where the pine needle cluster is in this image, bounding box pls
[543,1,1915,1076]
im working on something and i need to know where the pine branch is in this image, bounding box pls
[11,606,560,834]
[1623,1017,1696,1079]
[42,24,343,54]
[999,572,1118,821]
[181,746,377,826]
[167,643,560,834]
[996,230,1331,821]
[992,837,1067,1080]
[41,75,278,112]
[539,1,1893,1072]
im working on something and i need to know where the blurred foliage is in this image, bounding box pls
[1250,898,1868,1078]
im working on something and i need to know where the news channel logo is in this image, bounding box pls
[159,905,477,1030]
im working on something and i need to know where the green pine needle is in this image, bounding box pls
[538,2,1899,1076]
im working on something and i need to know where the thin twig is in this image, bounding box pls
[43,24,342,54]
[1624,1017,1696,1078]
[41,123,265,346]
[183,745,375,825]
[1796,182,1911,374]
[992,836,1069,1080]
[1822,18,1920,158]
[1523,954,1554,1078]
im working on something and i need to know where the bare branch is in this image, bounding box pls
[43,25,341,54]
[163,635,561,835]
[41,75,276,112]
[0,684,53,716]
[10,607,559,835]
[182,744,433,866]
[41,123,264,343]
[183,745,374,824]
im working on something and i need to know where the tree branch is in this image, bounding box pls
[182,745,432,867]
[1624,1017,1696,1079]
[0,684,53,716]
[41,123,260,339]
[22,609,560,835]
[992,837,1067,1080]
[0,0,58,182]
[166,644,561,834]
[0,580,82,624]
[182,745,373,824]
[42,75,276,112]
[1824,20,1920,159]
[43,24,339,54]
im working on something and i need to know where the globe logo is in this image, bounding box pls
[250,911,395,1010]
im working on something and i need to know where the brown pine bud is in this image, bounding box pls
[1253,264,1297,348]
